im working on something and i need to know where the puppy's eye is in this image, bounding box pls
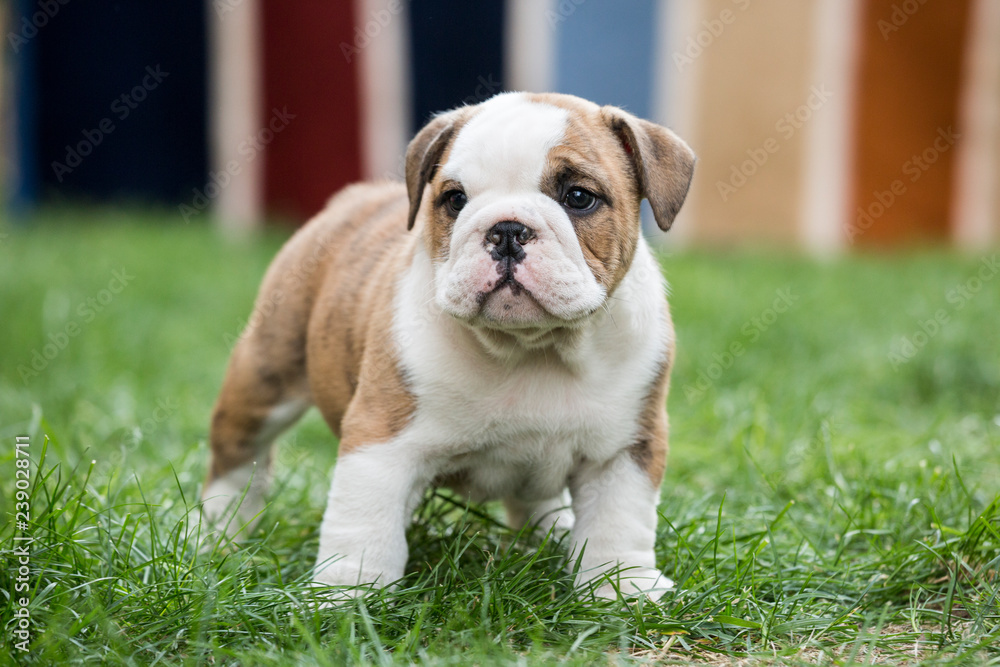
[444,190,468,215]
[562,187,597,212]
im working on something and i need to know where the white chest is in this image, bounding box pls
[393,241,670,501]
[419,354,648,499]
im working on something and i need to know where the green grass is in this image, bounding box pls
[1,209,998,665]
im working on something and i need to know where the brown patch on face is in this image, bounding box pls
[526,94,695,282]
[536,102,644,293]
[411,93,692,294]
[520,92,693,294]
[406,115,454,231]
[404,107,477,262]
[421,174,464,262]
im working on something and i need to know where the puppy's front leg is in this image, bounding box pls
[312,441,428,591]
[569,451,673,600]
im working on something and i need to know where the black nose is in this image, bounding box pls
[487,221,533,262]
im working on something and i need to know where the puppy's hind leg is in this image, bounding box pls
[201,334,311,542]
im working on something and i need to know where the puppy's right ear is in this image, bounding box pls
[405,110,465,231]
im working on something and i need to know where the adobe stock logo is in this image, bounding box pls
[49,66,169,183]
[340,0,404,63]
[7,0,70,53]
[546,0,587,28]
[878,0,929,40]
[846,126,958,243]
[684,287,799,402]
[179,107,296,222]
[18,268,135,384]
[716,85,833,202]
[888,254,999,369]
[672,0,753,72]
[95,397,179,478]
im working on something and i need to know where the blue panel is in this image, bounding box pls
[554,1,662,235]
[35,0,207,204]
[8,0,40,215]
[408,0,507,132]
[554,0,657,118]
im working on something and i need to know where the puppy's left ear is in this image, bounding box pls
[603,108,696,231]
[405,109,466,231]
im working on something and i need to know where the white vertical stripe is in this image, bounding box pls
[951,0,1000,248]
[505,0,556,93]
[209,0,263,232]
[799,0,861,255]
[654,0,700,248]
[357,0,412,182]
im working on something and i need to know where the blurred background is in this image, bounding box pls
[3,5,1000,661]
[1,0,998,249]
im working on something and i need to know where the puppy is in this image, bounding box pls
[201,92,695,599]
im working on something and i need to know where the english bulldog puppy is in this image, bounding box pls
[201,92,695,599]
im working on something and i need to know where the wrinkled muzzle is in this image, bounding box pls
[434,193,606,328]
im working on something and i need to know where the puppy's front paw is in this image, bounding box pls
[307,578,370,609]
[311,556,398,593]
[307,564,382,609]
[593,567,675,601]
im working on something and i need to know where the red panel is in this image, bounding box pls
[262,0,362,224]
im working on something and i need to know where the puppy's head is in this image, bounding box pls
[405,92,695,337]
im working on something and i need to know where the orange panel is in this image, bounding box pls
[851,0,971,246]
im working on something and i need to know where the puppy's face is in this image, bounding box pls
[405,93,695,334]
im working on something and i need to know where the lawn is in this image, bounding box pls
[1,209,998,665]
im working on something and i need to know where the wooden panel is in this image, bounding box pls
[407,0,506,132]
[262,0,362,223]
[554,0,656,117]
[951,0,1000,247]
[36,0,208,204]
[851,0,971,246]
[684,0,817,246]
